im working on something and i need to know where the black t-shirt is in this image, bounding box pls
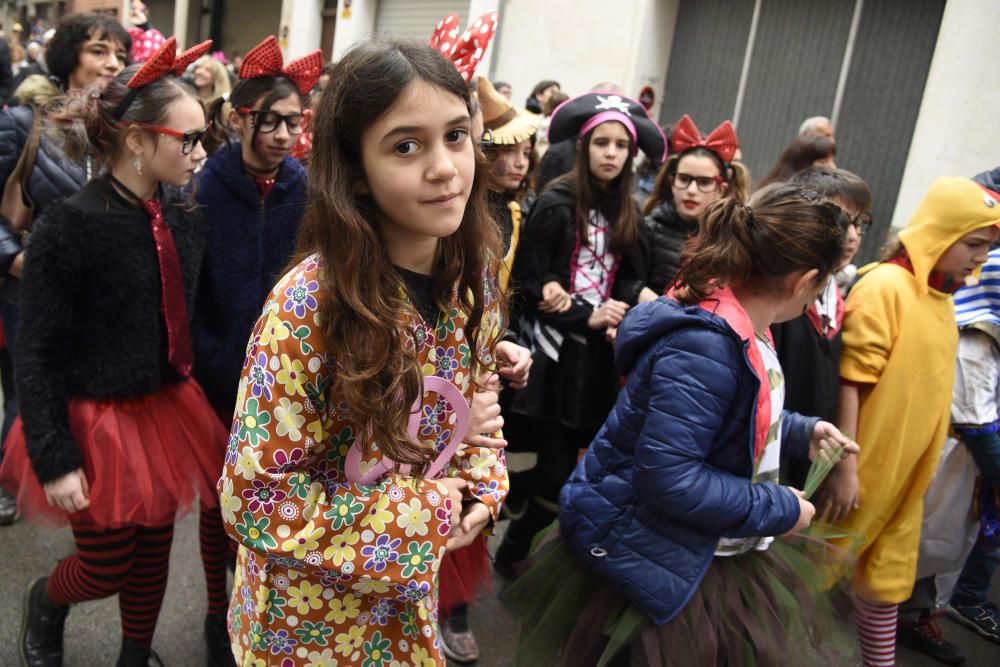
[397,266,440,326]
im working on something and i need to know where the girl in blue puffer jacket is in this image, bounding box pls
[505,183,860,666]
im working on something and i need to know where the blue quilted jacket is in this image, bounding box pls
[559,294,818,625]
[0,105,87,220]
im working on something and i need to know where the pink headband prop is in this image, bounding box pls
[579,111,638,154]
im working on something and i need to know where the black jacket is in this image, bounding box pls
[645,199,697,294]
[16,177,206,484]
[0,104,87,223]
[508,180,650,432]
[535,139,577,194]
[0,38,12,102]
[772,315,842,488]
[510,180,651,334]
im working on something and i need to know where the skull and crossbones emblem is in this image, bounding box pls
[594,95,631,115]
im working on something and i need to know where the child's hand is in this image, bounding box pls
[495,341,532,389]
[815,459,860,522]
[587,299,629,330]
[539,281,572,313]
[637,286,659,303]
[439,477,467,532]
[808,421,859,463]
[466,373,506,449]
[782,488,815,535]
[445,501,491,552]
[43,468,90,514]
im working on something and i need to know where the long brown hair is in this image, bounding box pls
[558,123,641,255]
[294,39,503,475]
[674,183,846,304]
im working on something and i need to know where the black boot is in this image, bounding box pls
[115,637,164,667]
[204,613,236,667]
[21,576,69,667]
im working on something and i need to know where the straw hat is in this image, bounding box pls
[477,76,539,145]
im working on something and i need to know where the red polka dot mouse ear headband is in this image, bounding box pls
[670,114,740,164]
[428,12,498,84]
[238,35,324,95]
[113,35,213,120]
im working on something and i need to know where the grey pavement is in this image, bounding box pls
[0,514,998,666]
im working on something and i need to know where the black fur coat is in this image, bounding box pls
[15,176,206,484]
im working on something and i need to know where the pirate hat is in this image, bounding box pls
[476,77,539,145]
[549,92,667,161]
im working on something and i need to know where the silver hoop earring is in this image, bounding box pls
[134,155,143,176]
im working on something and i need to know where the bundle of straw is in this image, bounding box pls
[802,435,850,500]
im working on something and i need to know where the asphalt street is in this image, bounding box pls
[0,514,997,666]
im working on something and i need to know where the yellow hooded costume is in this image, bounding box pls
[834,177,1000,603]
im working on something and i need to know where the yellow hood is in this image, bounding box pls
[898,177,1000,294]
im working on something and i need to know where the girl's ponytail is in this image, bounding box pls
[674,198,755,303]
[728,160,751,203]
[49,87,117,165]
[203,93,231,155]
[674,182,847,304]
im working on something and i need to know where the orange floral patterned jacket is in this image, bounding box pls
[220,255,509,666]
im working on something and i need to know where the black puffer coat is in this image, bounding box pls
[645,199,697,294]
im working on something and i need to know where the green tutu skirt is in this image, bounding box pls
[501,524,857,667]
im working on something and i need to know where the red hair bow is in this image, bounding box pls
[239,36,323,95]
[671,114,740,163]
[127,36,213,88]
[428,12,498,84]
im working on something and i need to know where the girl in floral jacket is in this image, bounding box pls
[219,39,515,667]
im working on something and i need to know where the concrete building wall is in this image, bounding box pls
[219,0,283,56]
[891,0,1000,229]
[281,0,323,60]
[68,0,118,13]
[330,0,378,61]
[490,0,672,104]
[324,0,676,110]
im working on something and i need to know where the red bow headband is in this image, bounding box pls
[428,12,498,84]
[127,36,213,88]
[239,36,324,95]
[114,36,212,119]
[671,114,740,163]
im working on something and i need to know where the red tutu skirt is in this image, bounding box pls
[438,534,492,618]
[0,378,226,529]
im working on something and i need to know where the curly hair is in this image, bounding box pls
[46,13,131,86]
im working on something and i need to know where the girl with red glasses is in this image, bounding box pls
[0,38,224,666]
[642,114,750,295]
[192,35,322,667]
